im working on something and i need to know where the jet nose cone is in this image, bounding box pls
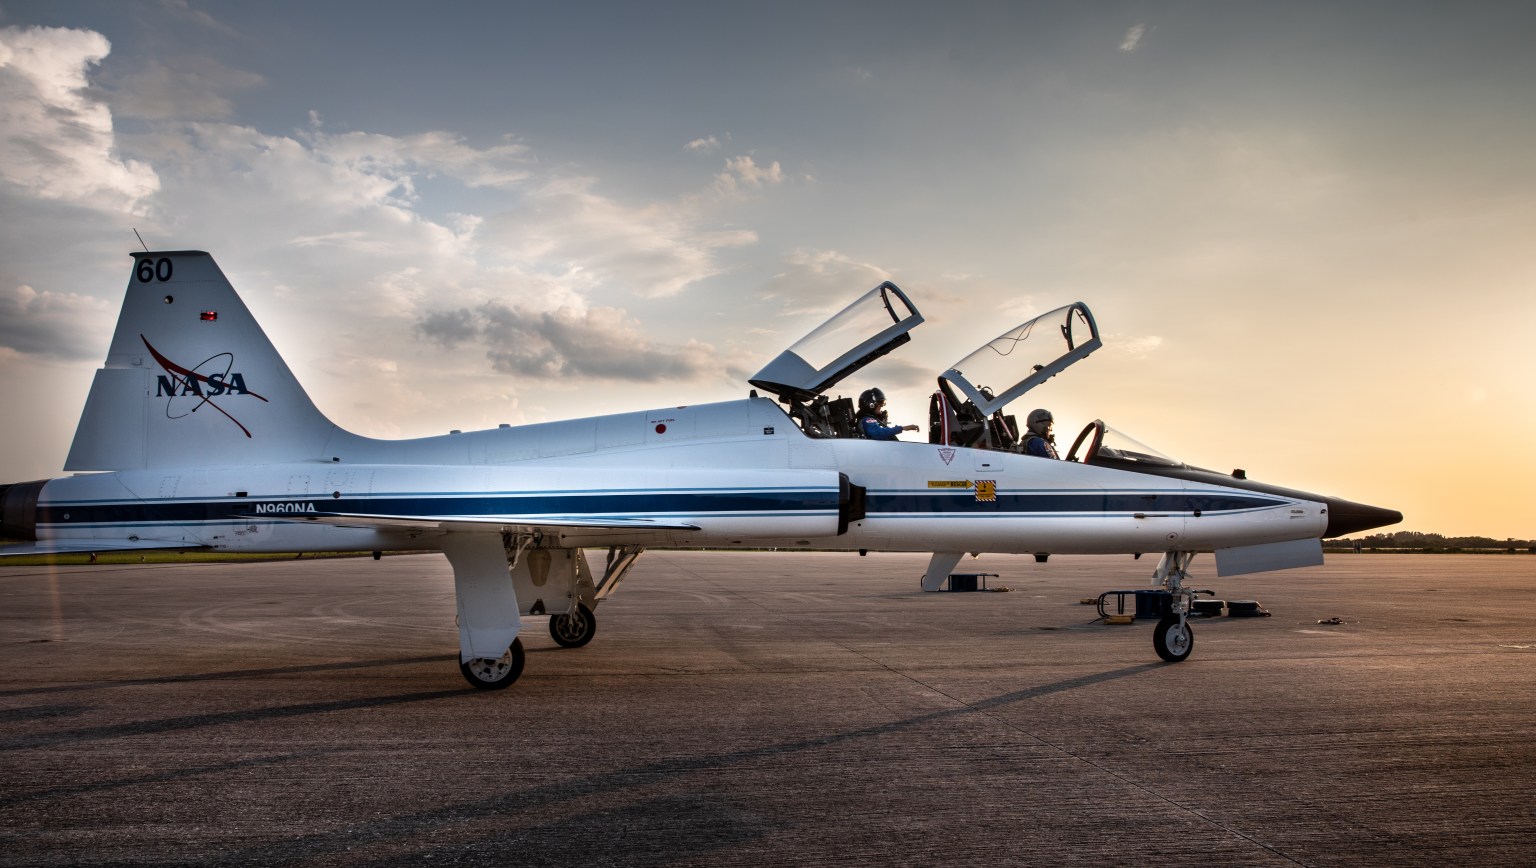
[1324,497,1403,538]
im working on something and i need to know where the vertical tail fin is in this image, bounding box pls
[65,251,348,470]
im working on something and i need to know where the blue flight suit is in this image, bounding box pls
[859,415,905,441]
[1023,433,1059,459]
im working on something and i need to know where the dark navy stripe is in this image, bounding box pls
[38,489,1285,527]
[865,492,1286,514]
[38,490,840,526]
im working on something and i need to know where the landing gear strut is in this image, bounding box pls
[1152,551,1196,663]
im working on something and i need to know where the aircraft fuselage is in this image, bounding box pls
[18,396,1324,558]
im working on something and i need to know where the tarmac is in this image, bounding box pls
[2,550,1534,866]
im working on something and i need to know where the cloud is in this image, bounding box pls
[0,26,160,213]
[479,173,756,298]
[0,23,773,437]
[860,355,931,392]
[1120,24,1147,52]
[123,118,722,301]
[418,299,722,382]
[310,123,533,189]
[758,250,894,316]
[106,56,263,121]
[713,155,785,197]
[686,135,721,153]
[0,281,115,359]
[1110,334,1164,357]
[156,0,239,36]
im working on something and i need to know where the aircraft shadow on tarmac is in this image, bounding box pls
[0,686,470,753]
[190,663,1162,864]
[0,653,455,699]
[0,751,326,809]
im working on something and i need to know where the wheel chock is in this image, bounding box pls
[1104,614,1135,625]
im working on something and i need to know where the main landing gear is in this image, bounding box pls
[549,602,597,648]
[459,638,526,690]
[1152,551,1197,663]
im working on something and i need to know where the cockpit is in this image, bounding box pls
[930,303,1100,451]
[750,285,1113,458]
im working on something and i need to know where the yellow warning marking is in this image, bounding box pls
[974,480,997,502]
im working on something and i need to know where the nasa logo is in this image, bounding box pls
[154,372,252,397]
[141,336,269,438]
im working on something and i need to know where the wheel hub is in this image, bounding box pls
[466,649,514,682]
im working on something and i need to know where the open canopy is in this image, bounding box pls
[749,281,924,402]
[939,302,1101,416]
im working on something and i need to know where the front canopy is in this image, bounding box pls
[749,282,924,403]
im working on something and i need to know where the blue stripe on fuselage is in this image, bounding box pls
[864,491,1287,514]
[38,489,841,526]
[36,488,1287,528]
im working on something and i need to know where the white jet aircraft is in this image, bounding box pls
[0,251,1401,688]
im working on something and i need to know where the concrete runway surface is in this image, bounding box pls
[2,551,1534,866]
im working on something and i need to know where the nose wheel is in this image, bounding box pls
[1152,550,1198,663]
[1153,614,1194,662]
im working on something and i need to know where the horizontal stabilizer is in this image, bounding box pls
[280,512,703,532]
[0,539,208,558]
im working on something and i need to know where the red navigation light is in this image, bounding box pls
[200,310,218,321]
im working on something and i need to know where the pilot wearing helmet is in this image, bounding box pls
[1022,408,1059,459]
[857,388,919,441]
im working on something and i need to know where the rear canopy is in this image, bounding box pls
[939,302,1101,416]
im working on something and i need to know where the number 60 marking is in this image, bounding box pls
[137,258,173,283]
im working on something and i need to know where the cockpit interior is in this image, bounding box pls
[750,285,1104,458]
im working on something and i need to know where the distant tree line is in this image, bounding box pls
[1329,530,1536,553]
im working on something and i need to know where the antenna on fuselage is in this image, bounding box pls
[133,228,150,252]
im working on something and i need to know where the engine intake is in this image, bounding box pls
[0,480,48,541]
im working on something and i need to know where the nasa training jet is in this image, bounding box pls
[0,251,1401,688]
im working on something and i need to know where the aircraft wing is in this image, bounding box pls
[0,539,208,557]
[285,512,704,532]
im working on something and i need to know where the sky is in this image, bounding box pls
[1,1,1532,538]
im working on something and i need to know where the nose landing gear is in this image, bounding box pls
[1153,613,1194,662]
[1152,550,1197,663]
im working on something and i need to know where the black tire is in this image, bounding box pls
[549,602,597,648]
[1153,615,1194,663]
[459,637,526,689]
